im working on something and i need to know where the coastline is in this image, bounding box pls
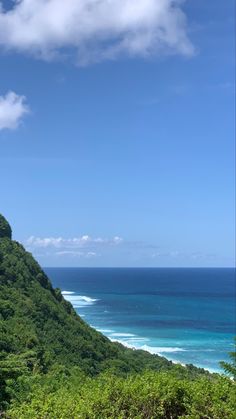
[102,333,221,374]
[61,290,223,375]
[93,323,222,374]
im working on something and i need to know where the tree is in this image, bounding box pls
[220,337,236,380]
[0,215,12,240]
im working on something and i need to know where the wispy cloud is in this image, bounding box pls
[0,91,29,130]
[26,235,123,249]
[0,0,194,65]
[26,235,123,258]
[152,250,218,261]
[25,234,227,265]
[55,250,97,258]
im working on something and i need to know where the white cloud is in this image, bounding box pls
[113,236,123,244]
[55,250,97,258]
[26,234,122,259]
[26,235,123,249]
[0,0,194,65]
[0,91,29,130]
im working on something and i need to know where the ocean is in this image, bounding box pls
[45,267,235,373]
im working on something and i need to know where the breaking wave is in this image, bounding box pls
[62,291,99,307]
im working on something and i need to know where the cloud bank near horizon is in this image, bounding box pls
[0,91,29,130]
[26,235,123,258]
[0,0,194,65]
[25,234,158,261]
[25,235,220,265]
[26,235,123,248]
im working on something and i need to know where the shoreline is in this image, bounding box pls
[93,326,222,374]
[61,290,226,375]
[108,336,221,375]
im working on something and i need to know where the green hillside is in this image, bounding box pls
[0,215,235,418]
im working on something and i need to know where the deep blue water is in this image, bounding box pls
[45,268,235,372]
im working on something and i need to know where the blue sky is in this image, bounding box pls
[0,0,235,267]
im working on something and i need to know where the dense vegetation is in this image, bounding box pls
[6,369,236,418]
[220,337,236,381]
[0,215,235,418]
[0,215,12,239]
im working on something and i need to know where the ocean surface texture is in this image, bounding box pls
[45,268,235,373]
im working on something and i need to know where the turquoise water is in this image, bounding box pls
[45,268,235,373]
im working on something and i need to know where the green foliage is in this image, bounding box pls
[0,215,12,239]
[0,220,201,377]
[220,337,236,380]
[0,214,231,418]
[7,369,236,419]
[0,351,36,409]
[0,215,199,410]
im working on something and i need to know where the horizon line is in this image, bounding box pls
[42,266,236,269]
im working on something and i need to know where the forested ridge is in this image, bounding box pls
[0,214,235,418]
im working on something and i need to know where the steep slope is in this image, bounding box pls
[3,215,234,418]
[1,215,214,411]
[0,215,179,377]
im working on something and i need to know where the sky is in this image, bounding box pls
[0,0,235,267]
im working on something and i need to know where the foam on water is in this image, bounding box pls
[110,339,186,354]
[124,337,148,342]
[61,291,75,295]
[62,291,99,307]
[47,267,235,373]
[140,345,186,354]
[103,329,186,356]
[97,329,114,333]
[110,332,136,337]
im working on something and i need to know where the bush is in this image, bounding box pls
[7,370,235,419]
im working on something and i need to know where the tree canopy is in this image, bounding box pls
[0,214,12,239]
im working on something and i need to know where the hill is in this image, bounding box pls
[0,214,235,418]
[0,216,192,401]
